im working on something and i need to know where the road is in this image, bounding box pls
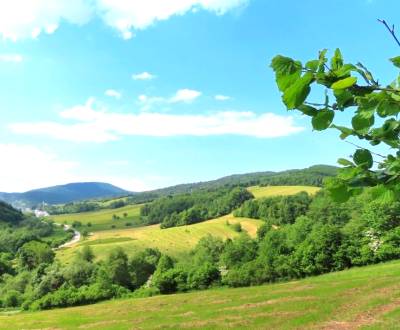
[57,224,81,249]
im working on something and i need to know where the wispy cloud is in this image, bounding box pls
[9,98,304,143]
[0,1,248,41]
[215,94,231,101]
[138,88,202,111]
[105,89,122,99]
[170,89,201,103]
[0,54,23,62]
[132,72,156,80]
[0,144,78,192]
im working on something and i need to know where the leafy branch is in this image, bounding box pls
[270,21,400,202]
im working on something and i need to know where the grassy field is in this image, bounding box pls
[247,185,320,199]
[50,204,143,232]
[57,214,263,263]
[1,260,400,329]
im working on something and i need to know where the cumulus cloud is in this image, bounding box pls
[132,72,156,80]
[0,54,23,62]
[0,0,248,40]
[0,144,78,192]
[105,89,122,99]
[0,0,92,41]
[215,94,231,101]
[170,89,202,103]
[95,0,249,39]
[9,98,304,142]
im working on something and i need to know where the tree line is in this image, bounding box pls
[2,186,400,310]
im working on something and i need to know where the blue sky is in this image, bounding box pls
[0,0,399,192]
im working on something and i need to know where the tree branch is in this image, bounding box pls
[378,19,400,48]
[344,140,386,159]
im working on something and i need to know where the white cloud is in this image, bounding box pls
[0,0,92,41]
[0,54,23,62]
[0,0,248,40]
[170,89,202,103]
[215,94,231,101]
[10,98,304,142]
[0,144,165,192]
[137,89,201,111]
[95,0,249,39]
[105,89,122,99]
[0,144,78,192]
[132,72,156,80]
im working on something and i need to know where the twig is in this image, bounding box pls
[345,140,386,159]
[378,19,400,48]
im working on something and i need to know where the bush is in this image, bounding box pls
[72,221,82,228]
[3,290,20,307]
[232,223,242,233]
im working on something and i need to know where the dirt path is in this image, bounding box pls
[57,224,81,249]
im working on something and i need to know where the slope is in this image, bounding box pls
[1,260,399,329]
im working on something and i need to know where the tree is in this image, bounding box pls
[129,248,161,289]
[105,248,131,289]
[17,241,55,270]
[270,20,400,202]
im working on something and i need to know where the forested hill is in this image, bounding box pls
[123,165,338,205]
[0,182,129,208]
[0,201,24,224]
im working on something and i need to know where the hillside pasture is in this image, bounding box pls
[56,214,262,263]
[50,204,142,232]
[1,260,400,329]
[247,185,320,199]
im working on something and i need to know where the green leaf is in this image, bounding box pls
[334,89,355,109]
[305,60,319,71]
[330,48,343,70]
[351,111,374,131]
[312,109,335,131]
[325,177,352,203]
[318,49,328,73]
[353,149,373,169]
[276,71,301,92]
[338,158,354,166]
[271,56,303,92]
[377,99,400,117]
[282,72,314,109]
[335,64,356,78]
[331,77,357,90]
[332,125,354,139]
[270,56,302,75]
[390,56,400,69]
[298,105,318,116]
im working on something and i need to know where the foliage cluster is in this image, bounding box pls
[271,44,400,202]
[140,187,253,228]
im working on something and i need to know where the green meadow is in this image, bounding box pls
[57,214,263,263]
[50,204,143,232]
[1,260,399,329]
[247,185,320,199]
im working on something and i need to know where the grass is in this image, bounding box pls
[247,185,320,199]
[2,260,400,329]
[56,215,263,263]
[50,204,143,232]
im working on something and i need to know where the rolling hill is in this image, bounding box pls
[0,182,130,208]
[2,259,399,329]
[56,214,263,263]
[54,186,316,262]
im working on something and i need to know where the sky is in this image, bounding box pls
[0,0,399,192]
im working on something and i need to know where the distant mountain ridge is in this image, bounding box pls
[0,165,338,209]
[0,182,130,208]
